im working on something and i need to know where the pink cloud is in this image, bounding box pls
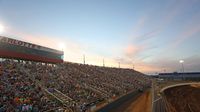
[124,45,141,57]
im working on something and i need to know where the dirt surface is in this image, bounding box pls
[164,84,200,112]
[110,89,152,112]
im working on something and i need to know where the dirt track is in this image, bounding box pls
[164,84,200,112]
[110,89,152,112]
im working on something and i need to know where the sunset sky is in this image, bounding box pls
[0,0,200,74]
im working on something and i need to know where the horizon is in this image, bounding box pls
[0,0,200,74]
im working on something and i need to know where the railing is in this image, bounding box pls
[44,89,64,103]
[54,88,73,101]
[85,84,110,97]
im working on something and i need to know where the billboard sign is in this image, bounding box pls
[0,36,63,63]
[0,36,63,54]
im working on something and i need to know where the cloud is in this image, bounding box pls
[166,12,200,50]
[128,16,148,38]
[124,44,144,58]
[136,55,200,74]
[171,16,200,48]
[93,0,200,74]
[131,29,161,43]
[173,25,200,48]
[120,0,200,74]
[128,0,187,40]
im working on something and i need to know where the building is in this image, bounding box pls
[158,72,200,81]
[0,36,63,63]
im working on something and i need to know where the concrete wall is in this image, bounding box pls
[97,90,142,112]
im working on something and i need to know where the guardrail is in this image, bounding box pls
[160,82,200,93]
[96,91,140,112]
[97,87,150,112]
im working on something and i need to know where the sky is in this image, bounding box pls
[0,0,200,74]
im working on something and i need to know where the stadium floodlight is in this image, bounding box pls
[0,24,4,34]
[179,60,184,63]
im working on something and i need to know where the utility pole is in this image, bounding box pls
[163,69,166,73]
[118,62,120,68]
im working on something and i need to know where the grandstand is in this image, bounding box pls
[0,36,151,112]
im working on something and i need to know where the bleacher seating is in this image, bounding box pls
[0,60,151,112]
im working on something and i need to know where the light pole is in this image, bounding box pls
[179,60,184,80]
[179,60,184,73]
[83,54,85,64]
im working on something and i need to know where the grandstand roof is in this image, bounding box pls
[0,36,64,63]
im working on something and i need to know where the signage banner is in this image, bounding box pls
[0,36,63,54]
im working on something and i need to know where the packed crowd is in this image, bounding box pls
[0,59,151,112]
[0,60,63,112]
